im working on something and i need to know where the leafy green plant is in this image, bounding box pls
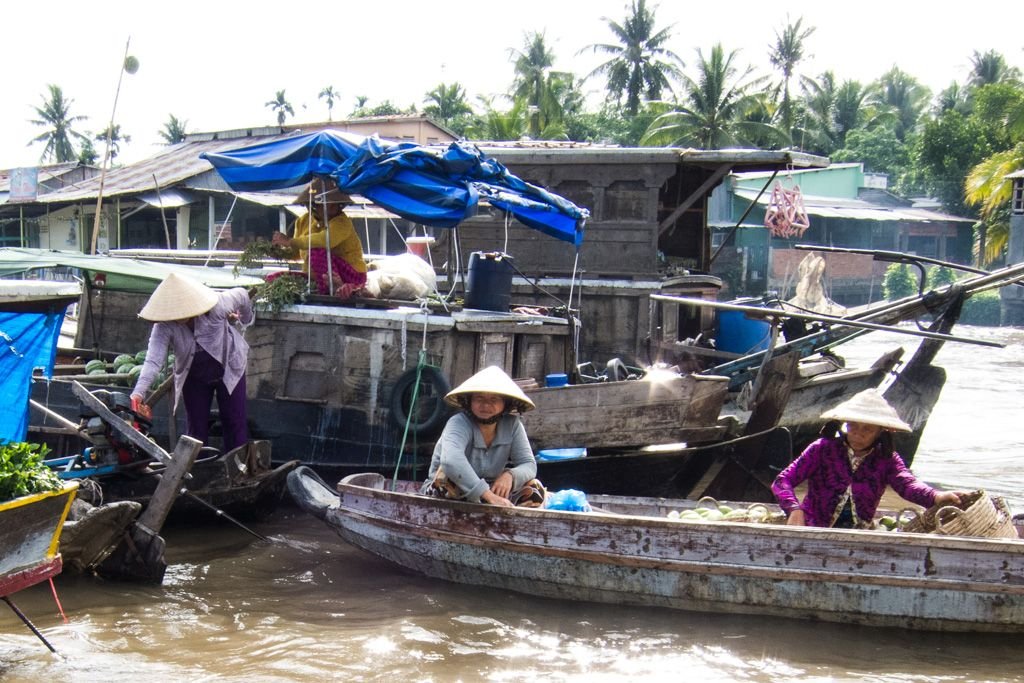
[233,239,293,275]
[929,265,958,287]
[882,263,918,300]
[0,442,62,502]
[252,274,308,313]
[961,290,1002,326]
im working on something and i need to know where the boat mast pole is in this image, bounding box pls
[89,37,132,255]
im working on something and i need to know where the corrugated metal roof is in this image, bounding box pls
[35,130,308,203]
[733,188,974,223]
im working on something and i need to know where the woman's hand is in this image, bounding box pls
[934,491,963,507]
[271,232,291,248]
[490,471,514,499]
[481,490,514,507]
[786,509,807,526]
[130,394,152,420]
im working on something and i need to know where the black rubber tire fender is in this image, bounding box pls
[388,365,451,437]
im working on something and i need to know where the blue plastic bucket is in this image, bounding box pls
[716,308,771,355]
[464,252,514,312]
[545,373,569,388]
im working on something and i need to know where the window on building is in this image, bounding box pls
[1013,178,1024,215]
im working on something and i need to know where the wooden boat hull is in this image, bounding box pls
[0,484,77,595]
[535,426,792,502]
[292,470,1024,633]
[522,373,729,450]
[52,441,298,521]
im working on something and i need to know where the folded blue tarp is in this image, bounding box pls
[201,130,587,246]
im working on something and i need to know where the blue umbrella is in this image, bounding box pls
[201,130,588,246]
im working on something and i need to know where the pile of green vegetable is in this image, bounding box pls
[0,441,62,502]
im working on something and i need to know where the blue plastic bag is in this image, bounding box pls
[543,489,592,512]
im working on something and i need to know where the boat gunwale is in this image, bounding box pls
[333,475,1024,597]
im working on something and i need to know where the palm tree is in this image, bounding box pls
[768,16,815,136]
[158,114,188,144]
[265,89,294,125]
[968,50,1022,89]
[423,82,473,126]
[465,96,531,141]
[319,86,340,120]
[935,82,972,116]
[580,0,684,116]
[641,44,773,149]
[869,67,930,141]
[29,84,89,163]
[94,124,131,162]
[509,32,571,137]
[965,98,1024,263]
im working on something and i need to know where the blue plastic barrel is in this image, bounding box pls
[716,304,771,355]
[464,252,514,312]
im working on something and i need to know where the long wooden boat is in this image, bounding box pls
[289,468,1024,633]
[0,483,77,596]
[535,426,793,502]
[522,371,730,451]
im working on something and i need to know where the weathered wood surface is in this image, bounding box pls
[97,435,201,583]
[521,374,729,451]
[317,472,1024,633]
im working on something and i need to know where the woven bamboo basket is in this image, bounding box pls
[898,490,1017,539]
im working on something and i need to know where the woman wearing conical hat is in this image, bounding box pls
[771,389,962,529]
[269,177,367,300]
[421,366,545,508]
[130,272,254,453]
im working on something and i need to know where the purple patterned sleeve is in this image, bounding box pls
[772,439,825,515]
[886,453,939,508]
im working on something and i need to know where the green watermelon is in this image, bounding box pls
[135,350,147,364]
[85,359,107,374]
[113,354,135,367]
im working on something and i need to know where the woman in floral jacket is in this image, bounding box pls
[771,389,962,528]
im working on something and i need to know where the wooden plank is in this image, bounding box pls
[522,375,729,450]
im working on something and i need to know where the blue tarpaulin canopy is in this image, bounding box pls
[0,309,67,443]
[201,130,588,247]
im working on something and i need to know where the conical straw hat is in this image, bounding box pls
[820,389,911,432]
[138,272,219,322]
[445,365,535,413]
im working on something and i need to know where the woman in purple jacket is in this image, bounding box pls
[130,272,254,453]
[772,389,961,528]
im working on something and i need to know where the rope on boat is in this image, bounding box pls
[392,303,433,490]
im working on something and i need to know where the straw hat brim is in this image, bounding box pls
[820,389,911,432]
[444,365,535,413]
[139,272,219,322]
